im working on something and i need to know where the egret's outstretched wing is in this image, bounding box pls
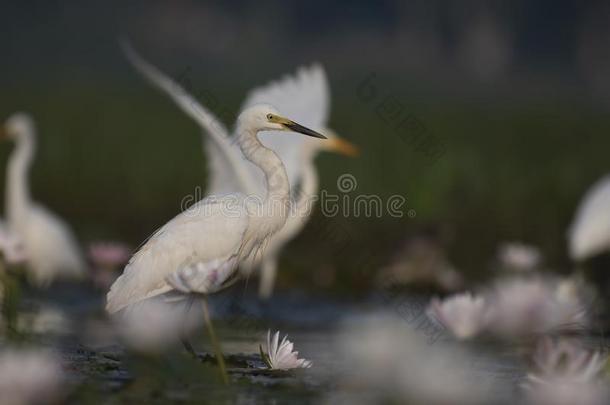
[568,175,610,261]
[203,139,261,196]
[240,64,330,186]
[122,43,257,196]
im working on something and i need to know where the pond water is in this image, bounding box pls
[7,282,606,404]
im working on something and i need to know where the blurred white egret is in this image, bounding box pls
[1,113,86,286]
[106,104,325,381]
[124,46,357,298]
[568,175,610,261]
[237,70,358,298]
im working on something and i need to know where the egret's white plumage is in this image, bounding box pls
[2,113,86,286]
[0,219,26,265]
[568,175,610,261]
[124,46,357,298]
[106,104,326,313]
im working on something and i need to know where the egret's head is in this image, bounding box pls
[319,128,359,157]
[238,104,327,139]
[1,112,35,141]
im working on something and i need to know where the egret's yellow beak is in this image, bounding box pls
[268,114,327,139]
[329,136,359,157]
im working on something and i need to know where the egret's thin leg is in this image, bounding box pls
[181,295,197,358]
[201,296,229,385]
[258,258,278,299]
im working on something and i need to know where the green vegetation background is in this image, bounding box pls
[1,68,608,294]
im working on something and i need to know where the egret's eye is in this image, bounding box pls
[266,114,274,121]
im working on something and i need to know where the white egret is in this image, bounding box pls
[1,113,86,286]
[568,175,610,261]
[106,104,325,310]
[123,46,357,298]
[106,104,326,378]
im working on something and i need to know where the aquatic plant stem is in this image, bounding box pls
[202,296,229,385]
[0,266,21,341]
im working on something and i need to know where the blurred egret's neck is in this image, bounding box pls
[6,129,35,229]
[293,160,318,217]
[237,126,290,216]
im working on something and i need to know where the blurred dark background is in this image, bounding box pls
[1,0,609,293]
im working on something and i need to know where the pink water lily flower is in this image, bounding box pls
[260,330,312,370]
[486,277,587,337]
[88,241,131,269]
[428,292,489,339]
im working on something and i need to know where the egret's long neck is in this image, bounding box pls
[6,129,35,229]
[237,126,290,216]
[293,159,318,216]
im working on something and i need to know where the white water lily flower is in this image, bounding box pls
[523,338,609,405]
[260,330,312,370]
[0,349,65,405]
[497,242,541,272]
[486,277,587,337]
[428,292,488,339]
[332,314,498,404]
[529,338,606,383]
